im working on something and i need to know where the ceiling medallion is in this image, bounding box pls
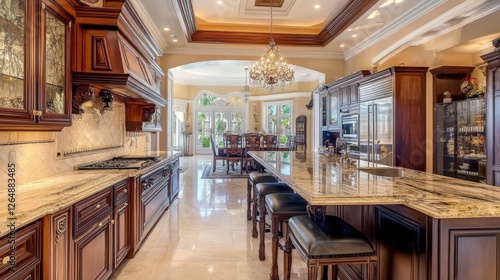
[249,5,294,93]
[254,0,285,8]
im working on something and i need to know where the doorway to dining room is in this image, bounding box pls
[194,91,247,155]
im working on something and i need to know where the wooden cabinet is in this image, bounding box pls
[126,101,162,132]
[481,39,500,186]
[295,115,307,150]
[333,70,370,114]
[0,0,73,131]
[73,188,113,280]
[0,222,41,280]
[140,163,170,237]
[319,89,340,131]
[113,180,131,267]
[42,208,72,280]
[430,66,475,104]
[359,67,428,171]
[73,215,113,280]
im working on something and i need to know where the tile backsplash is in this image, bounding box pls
[0,102,152,184]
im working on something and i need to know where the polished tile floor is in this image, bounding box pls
[112,155,308,280]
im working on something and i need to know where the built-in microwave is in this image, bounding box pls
[340,114,359,157]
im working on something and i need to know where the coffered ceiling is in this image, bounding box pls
[132,0,500,86]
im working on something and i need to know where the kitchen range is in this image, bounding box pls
[77,156,162,170]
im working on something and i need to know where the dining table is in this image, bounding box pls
[249,151,500,280]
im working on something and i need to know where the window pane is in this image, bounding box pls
[280,104,291,115]
[267,118,277,134]
[268,105,277,116]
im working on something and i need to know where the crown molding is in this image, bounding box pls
[249,91,311,101]
[128,0,169,52]
[164,46,344,60]
[371,0,500,66]
[175,0,378,46]
[344,0,445,61]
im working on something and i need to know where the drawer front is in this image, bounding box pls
[141,164,170,196]
[142,184,169,237]
[114,179,130,206]
[0,222,41,280]
[74,188,112,237]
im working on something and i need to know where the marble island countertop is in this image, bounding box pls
[249,151,500,219]
[0,151,180,236]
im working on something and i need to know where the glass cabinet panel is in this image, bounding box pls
[329,92,338,127]
[44,10,66,114]
[320,94,327,129]
[434,102,457,177]
[0,0,25,110]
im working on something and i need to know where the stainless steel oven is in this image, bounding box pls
[341,114,359,157]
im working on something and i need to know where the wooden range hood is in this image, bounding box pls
[72,0,167,114]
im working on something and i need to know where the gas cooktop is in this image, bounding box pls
[77,156,161,170]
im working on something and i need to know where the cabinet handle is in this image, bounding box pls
[95,204,101,209]
[111,220,115,225]
[98,222,103,228]
[123,189,128,193]
[2,256,9,265]
[124,202,128,207]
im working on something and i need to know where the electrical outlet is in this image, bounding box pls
[9,151,16,165]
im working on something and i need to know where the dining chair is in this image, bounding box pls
[262,135,278,151]
[241,134,261,174]
[210,135,225,172]
[286,135,296,151]
[225,134,242,174]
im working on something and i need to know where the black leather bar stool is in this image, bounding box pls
[247,172,278,221]
[265,193,308,279]
[284,215,377,280]
[253,182,294,242]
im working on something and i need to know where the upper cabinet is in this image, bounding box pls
[328,89,340,131]
[0,0,73,131]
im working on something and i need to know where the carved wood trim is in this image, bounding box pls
[72,85,95,115]
[142,106,156,122]
[92,36,112,71]
[99,89,114,111]
[55,217,67,245]
[178,0,378,46]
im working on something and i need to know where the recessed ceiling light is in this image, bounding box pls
[367,10,379,19]
[217,1,223,5]
[347,28,352,32]
[171,34,178,42]
[395,0,404,3]
[351,34,358,38]
[340,44,345,47]
[163,27,170,31]
[380,0,393,8]
[172,39,178,42]
[314,5,320,9]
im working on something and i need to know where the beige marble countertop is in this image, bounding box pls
[249,151,500,219]
[0,151,180,236]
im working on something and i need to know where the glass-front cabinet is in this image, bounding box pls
[434,97,486,183]
[0,0,72,130]
[319,89,339,132]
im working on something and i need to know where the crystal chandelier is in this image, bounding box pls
[249,5,294,94]
[241,67,251,104]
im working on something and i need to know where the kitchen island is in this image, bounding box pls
[250,151,500,280]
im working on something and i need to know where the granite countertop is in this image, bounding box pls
[0,151,180,236]
[249,151,500,219]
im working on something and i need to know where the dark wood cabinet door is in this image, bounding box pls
[114,202,131,268]
[141,184,169,238]
[42,208,72,280]
[374,205,428,280]
[74,216,113,280]
[0,222,41,280]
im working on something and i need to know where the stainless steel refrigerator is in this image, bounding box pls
[359,96,394,166]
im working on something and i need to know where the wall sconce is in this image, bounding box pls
[99,90,114,111]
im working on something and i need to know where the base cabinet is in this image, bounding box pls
[0,222,41,280]
[114,202,130,267]
[73,216,113,280]
[170,159,180,199]
[42,208,72,280]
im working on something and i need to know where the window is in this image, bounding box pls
[263,101,293,147]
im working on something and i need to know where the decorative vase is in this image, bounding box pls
[461,78,478,98]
